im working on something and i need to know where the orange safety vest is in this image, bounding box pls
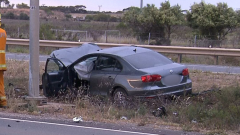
[0,28,6,71]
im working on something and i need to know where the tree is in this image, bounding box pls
[236,10,240,23]
[4,12,15,19]
[19,13,29,20]
[75,5,86,10]
[159,1,185,40]
[16,3,29,9]
[186,2,238,40]
[9,4,14,9]
[0,0,9,8]
[123,5,167,45]
[123,2,185,45]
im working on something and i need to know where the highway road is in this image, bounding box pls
[0,116,201,135]
[6,53,240,74]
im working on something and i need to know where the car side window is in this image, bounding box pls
[46,59,64,73]
[115,61,123,71]
[96,56,122,71]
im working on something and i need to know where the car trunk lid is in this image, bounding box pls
[139,63,187,86]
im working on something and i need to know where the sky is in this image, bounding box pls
[6,0,240,12]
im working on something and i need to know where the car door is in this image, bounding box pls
[89,55,122,96]
[42,58,67,96]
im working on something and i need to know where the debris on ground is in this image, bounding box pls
[54,108,63,112]
[152,106,167,117]
[73,116,83,123]
[191,120,197,123]
[8,83,14,87]
[120,116,128,120]
[173,112,178,116]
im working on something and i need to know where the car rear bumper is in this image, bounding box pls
[127,81,192,98]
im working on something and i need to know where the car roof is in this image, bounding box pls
[50,43,101,67]
[92,46,152,57]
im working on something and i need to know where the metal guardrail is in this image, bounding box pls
[6,38,240,64]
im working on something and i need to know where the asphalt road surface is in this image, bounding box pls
[0,117,152,135]
[0,116,202,135]
[6,53,240,74]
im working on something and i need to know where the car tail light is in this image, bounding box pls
[141,74,162,82]
[182,68,189,76]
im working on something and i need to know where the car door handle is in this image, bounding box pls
[108,76,113,79]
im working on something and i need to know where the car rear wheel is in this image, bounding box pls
[113,88,128,107]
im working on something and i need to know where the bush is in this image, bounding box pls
[169,85,240,130]
[65,14,72,19]
[41,7,54,15]
[40,24,55,40]
[85,15,94,21]
[4,12,15,19]
[109,16,118,22]
[19,13,29,20]
[116,22,127,30]
[93,13,110,22]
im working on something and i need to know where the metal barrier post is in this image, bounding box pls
[214,56,218,65]
[178,54,182,63]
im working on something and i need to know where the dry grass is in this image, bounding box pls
[190,70,240,93]
[4,60,45,97]
[98,36,138,44]
[2,60,240,134]
[78,35,139,44]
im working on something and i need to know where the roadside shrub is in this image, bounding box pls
[3,12,15,19]
[19,13,29,20]
[41,7,54,15]
[85,15,94,21]
[116,22,127,29]
[93,13,110,22]
[169,85,240,130]
[109,16,118,22]
[65,14,72,19]
[40,24,55,40]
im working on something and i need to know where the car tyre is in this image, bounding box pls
[113,88,128,107]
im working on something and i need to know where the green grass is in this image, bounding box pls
[167,85,240,130]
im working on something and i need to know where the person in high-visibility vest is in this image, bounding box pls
[0,14,7,108]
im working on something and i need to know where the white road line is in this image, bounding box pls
[0,117,157,135]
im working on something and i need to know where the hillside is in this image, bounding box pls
[0,8,123,20]
[0,8,66,19]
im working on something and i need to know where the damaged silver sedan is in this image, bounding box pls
[42,43,192,102]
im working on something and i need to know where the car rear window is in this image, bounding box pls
[123,51,173,69]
